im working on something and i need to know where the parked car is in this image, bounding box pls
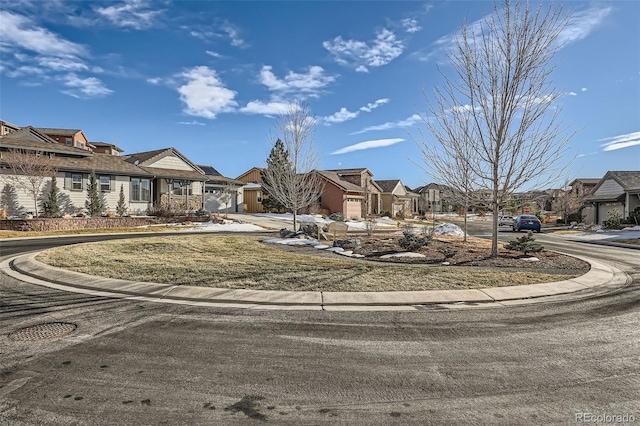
[513,215,542,233]
[498,216,515,226]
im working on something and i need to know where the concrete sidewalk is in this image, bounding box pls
[2,250,629,311]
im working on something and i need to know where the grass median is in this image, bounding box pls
[35,235,583,292]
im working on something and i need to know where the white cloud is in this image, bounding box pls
[323,28,404,72]
[95,0,163,30]
[206,50,223,58]
[0,11,87,58]
[321,98,390,125]
[559,6,611,45]
[222,21,245,47]
[331,138,404,155]
[36,56,88,72]
[582,87,588,92]
[323,108,358,124]
[177,120,205,126]
[178,66,238,119]
[567,92,577,96]
[240,101,290,115]
[402,18,421,33]
[351,114,421,135]
[259,65,336,95]
[61,73,113,98]
[599,131,640,152]
[360,98,389,112]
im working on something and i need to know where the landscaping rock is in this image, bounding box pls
[333,239,361,251]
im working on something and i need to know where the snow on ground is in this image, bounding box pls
[434,223,466,237]
[553,226,640,241]
[138,220,265,233]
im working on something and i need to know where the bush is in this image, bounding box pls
[439,246,458,260]
[398,230,432,251]
[328,212,345,221]
[382,211,392,218]
[504,231,544,255]
[627,206,640,226]
[602,209,623,230]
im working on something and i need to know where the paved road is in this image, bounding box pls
[1,227,638,424]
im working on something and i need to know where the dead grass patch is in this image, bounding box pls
[0,226,191,239]
[35,235,586,292]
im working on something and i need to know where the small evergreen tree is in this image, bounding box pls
[505,231,544,256]
[398,230,432,251]
[42,174,60,217]
[261,139,289,213]
[116,184,127,217]
[85,170,104,216]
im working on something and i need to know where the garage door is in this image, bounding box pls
[345,198,361,220]
[598,203,623,224]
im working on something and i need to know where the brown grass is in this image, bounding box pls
[0,226,192,239]
[35,235,584,292]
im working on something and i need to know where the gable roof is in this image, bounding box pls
[1,130,93,157]
[569,178,601,187]
[327,168,373,177]
[375,179,401,193]
[34,127,83,136]
[315,170,364,193]
[236,166,265,181]
[125,147,205,177]
[92,141,124,152]
[198,165,222,176]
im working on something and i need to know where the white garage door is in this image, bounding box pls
[345,199,361,220]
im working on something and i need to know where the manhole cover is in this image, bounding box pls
[9,322,77,341]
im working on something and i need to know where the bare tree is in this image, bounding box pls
[416,0,574,257]
[261,102,324,231]
[219,180,235,219]
[3,148,54,217]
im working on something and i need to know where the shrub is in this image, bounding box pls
[382,211,392,218]
[504,231,544,255]
[398,230,432,251]
[627,206,640,226]
[328,212,345,221]
[364,219,377,237]
[439,246,458,260]
[602,209,623,230]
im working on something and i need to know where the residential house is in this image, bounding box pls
[92,142,124,156]
[326,168,382,216]
[199,165,245,214]
[236,167,265,213]
[1,125,208,216]
[314,170,367,219]
[375,179,419,218]
[585,171,640,225]
[35,127,93,151]
[124,148,207,213]
[0,120,20,137]
[413,183,448,215]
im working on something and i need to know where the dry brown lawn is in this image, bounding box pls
[0,226,191,239]
[35,235,586,292]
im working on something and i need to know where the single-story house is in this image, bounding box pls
[0,126,207,216]
[199,165,245,213]
[585,171,640,225]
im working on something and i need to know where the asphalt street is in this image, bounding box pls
[1,223,638,424]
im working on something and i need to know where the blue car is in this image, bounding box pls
[513,215,542,233]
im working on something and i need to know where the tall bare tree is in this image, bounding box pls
[261,102,324,231]
[3,148,54,217]
[416,0,574,257]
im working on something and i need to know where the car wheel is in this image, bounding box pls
[536,228,541,233]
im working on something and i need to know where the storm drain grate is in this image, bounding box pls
[9,322,77,341]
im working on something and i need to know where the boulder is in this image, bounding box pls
[333,239,361,251]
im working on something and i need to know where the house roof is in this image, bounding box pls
[315,170,364,193]
[138,166,207,181]
[375,179,401,193]
[569,178,601,186]
[206,175,245,186]
[125,147,205,175]
[51,154,153,176]
[198,165,222,176]
[92,141,124,152]
[34,127,83,136]
[587,171,640,202]
[236,167,265,181]
[0,132,92,157]
[327,168,373,176]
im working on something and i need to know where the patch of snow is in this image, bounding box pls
[622,226,640,231]
[325,247,345,253]
[434,223,466,237]
[313,244,331,250]
[442,262,450,266]
[380,252,426,259]
[520,257,540,262]
[337,250,354,256]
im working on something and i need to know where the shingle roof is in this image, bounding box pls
[315,170,364,193]
[608,171,640,191]
[51,154,153,176]
[92,141,124,152]
[327,168,371,175]
[375,179,401,193]
[125,148,169,164]
[0,134,92,157]
[34,127,82,136]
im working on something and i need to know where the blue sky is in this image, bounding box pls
[1,0,638,190]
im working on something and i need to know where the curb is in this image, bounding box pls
[2,249,630,311]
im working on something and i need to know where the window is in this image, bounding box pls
[257,192,262,203]
[65,138,72,146]
[71,174,82,191]
[99,176,111,192]
[131,178,151,202]
[172,181,192,196]
[77,142,84,149]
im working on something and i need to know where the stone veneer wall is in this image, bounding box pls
[0,216,211,232]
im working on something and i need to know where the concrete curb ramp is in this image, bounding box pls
[2,251,630,311]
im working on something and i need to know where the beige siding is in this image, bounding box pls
[592,179,623,197]
[149,155,194,171]
[238,168,263,183]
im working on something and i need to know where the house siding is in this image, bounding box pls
[592,179,624,197]
[149,155,194,171]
